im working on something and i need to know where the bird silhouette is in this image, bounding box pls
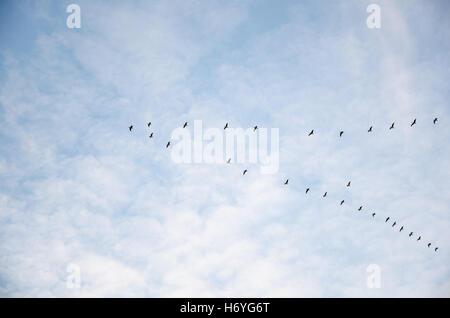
[226,158,231,164]
[149,133,153,138]
[385,217,390,222]
[368,126,373,132]
[433,117,438,124]
[308,129,314,136]
[417,236,421,242]
[390,122,395,129]
[183,122,188,128]
[306,188,310,194]
[409,232,413,237]
[323,192,327,197]
[358,206,363,211]
[435,247,439,252]
[243,169,247,175]
[147,122,151,127]
[224,123,228,129]
[372,213,376,217]
[340,131,344,137]
[427,243,431,248]
[346,181,351,187]
[340,200,345,205]
[129,125,133,131]
[392,222,396,227]
[399,226,404,232]
[253,126,258,131]
[166,141,171,148]
[284,179,289,185]
[411,118,416,127]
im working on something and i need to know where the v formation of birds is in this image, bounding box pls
[129,117,440,253]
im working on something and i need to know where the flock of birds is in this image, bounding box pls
[129,116,441,253]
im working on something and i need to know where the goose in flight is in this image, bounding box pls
[358,206,363,211]
[129,125,133,131]
[368,126,373,132]
[340,200,345,205]
[284,179,289,185]
[147,122,151,127]
[149,132,153,138]
[306,188,310,194]
[435,247,439,252]
[323,192,327,198]
[385,217,390,222]
[253,125,258,131]
[226,158,231,164]
[433,117,438,124]
[224,123,228,129]
[427,243,431,248]
[308,129,314,136]
[183,122,188,128]
[372,213,376,217]
[346,181,351,187]
[339,131,344,137]
[392,222,396,227]
[409,232,413,237]
[389,122,395,130]
[243,169,248,175]
[411,118,416,127]
[399,226,404,232]
[417,236,421,242]
[166,141,171,148]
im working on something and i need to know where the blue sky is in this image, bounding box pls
[0,0,449,297]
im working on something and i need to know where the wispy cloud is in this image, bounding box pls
[0,0,449,297]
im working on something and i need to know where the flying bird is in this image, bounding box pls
[411,118,416,127]
[306,188,310,194]
[417,236,421,242]
[385,217,390,222]
[368,126,373,132]
[340,200,345,205]
[435,247,439,252]
[166,141,171,148]
[284,179,289,185]
[323,192,327,198]
[392,222,396,227]
[243,169,247,175]
[339,131,344,137]
[389,122,395,130]
[149,133,153,138]
[147,122,151,127]
[372,213,376,217]
[308,130,314,136]
[183,122,188,128]
[409,232,413,237]
[433,117,438,124]
[129,125,133,131]
[427,243,431,248]
[399,226,404,232]
[253,126,258,131]
[346,181,351,187]
[224,123,228,129]
[358,206,363,211]
[227,158,231,164]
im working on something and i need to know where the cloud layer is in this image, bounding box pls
[0,0,449,297]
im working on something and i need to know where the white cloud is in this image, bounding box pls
[0,0,449,297]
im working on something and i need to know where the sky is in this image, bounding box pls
[0,0,449,297]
